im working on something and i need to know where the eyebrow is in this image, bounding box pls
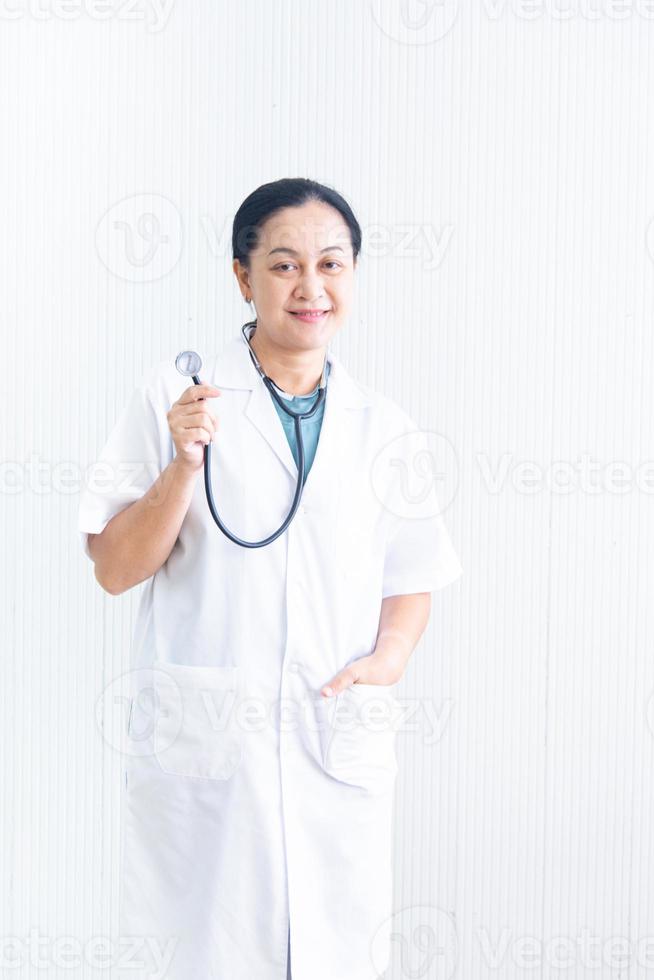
[267,246,345,256]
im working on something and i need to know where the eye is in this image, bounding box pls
[273,260,342,272]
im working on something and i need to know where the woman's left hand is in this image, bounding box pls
[321,595,431,698]
[320,652,402,698]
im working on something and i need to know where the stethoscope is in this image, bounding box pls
[174,320,328,549]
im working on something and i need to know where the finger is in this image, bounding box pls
[177,410,218,432]
[320,666,358,698]
[168,404,218,431]
[177,384,222,405]
[179,425,214,446]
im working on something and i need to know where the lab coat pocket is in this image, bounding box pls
[152,661,243,780]
[322,684,400,795]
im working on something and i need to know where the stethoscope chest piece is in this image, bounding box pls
[175,350,203,377]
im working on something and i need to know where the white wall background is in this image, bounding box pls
[2,1,654,977]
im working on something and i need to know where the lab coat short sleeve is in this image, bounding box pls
[381,510,463,597]
[78,373,168,560]
[380,423,463,597]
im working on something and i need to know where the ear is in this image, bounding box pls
[232,258,250,295]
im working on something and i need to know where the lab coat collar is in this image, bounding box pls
[211,328,372,411]
[209,328,371,491]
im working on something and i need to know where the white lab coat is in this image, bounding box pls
[78,328,463,980]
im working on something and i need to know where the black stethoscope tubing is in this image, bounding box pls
[189,321,327,549]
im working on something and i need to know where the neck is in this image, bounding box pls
[249,325,326,395]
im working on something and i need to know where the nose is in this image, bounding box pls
[295,269,326,303]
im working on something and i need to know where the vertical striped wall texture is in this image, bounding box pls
[2,3,654,977]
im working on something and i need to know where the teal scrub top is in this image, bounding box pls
[270,360,331,486]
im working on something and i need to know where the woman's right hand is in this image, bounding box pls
[167,383,222,471]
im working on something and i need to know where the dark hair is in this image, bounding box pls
[232,177,362,269]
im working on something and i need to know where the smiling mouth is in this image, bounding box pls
[287,310,331,319]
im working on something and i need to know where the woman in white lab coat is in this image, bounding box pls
[79,178,463,980]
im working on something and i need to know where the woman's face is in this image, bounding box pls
[233,200,356,354]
